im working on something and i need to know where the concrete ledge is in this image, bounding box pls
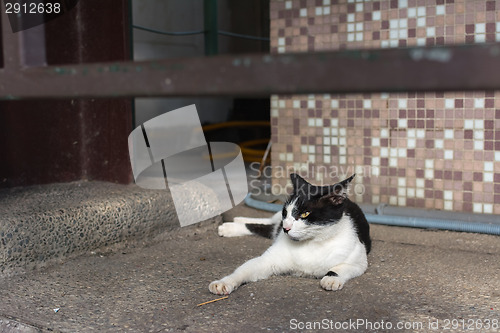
[0,316,41,333]
[0,181,202,275]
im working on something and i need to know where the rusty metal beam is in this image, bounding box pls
[1,43,500,100]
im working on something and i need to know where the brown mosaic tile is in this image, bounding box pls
[271,0,500,215]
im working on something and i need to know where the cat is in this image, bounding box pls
[209,173,371,295]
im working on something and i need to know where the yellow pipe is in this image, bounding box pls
[202,121,271,163]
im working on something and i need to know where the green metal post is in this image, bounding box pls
[204,0,218,56]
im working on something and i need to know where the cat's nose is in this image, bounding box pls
[283,227,290,233]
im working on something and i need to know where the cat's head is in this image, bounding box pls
[281,173,355,241]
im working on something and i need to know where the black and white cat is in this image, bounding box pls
[209,173,371,295]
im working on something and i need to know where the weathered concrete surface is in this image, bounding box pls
[0,181,179,275]
[0,204,499,332]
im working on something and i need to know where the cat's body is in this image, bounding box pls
[209,173,371,295]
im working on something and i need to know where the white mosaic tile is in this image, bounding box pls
[436,5,445,15]
[435,139,444,149]
[445,99,454,108]
[474,98,485,108]
[444,129,454,139]
[464,119,474,129]
[484,204,493,214]
[475,34,486,43]
[475,23,486,34]
[444,191,453,201]
[474,119,484,129]
[407,138,416,149]
[473,203,483,214]
[484,173,493,182]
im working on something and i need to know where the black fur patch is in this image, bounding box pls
[344,199,371,254]
[286,173,372,254]
[325,271,338,277]
[245,224,275,239]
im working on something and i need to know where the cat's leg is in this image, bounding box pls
[232,211,281,224]
[320,249,368,291]
[218,212,282,238]
[233,217,274,224]
[320,263,366,291]
[209,246,287,295]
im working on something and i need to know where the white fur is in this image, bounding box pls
[209,213,368,295]
[218,212,282,237]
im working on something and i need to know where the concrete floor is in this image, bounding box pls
[1,203,499,332]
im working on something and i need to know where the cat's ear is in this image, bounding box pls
[322,174,355,205]
[290,173,310,192]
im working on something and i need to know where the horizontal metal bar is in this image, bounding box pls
[1,43,500,100]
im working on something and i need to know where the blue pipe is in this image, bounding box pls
[244,195,500,236]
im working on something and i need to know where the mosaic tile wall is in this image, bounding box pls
[269,0,500,215]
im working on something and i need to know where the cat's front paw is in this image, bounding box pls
[218,222,251,237]
[209,279,235,295]
[320,275,344,291]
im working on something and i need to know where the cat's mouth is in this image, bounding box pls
[284,229,302,241]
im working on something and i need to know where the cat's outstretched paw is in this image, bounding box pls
[320,275,344,291]
[209,279,235,295]
[218,222,252,237]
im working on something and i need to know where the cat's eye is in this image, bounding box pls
[300,211,311,219]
